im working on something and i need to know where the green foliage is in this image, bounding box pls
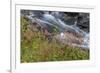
[52,25,59,33]
[21,17,89,63]
[21,17,29,32]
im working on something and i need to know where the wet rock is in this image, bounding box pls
[77,13,90,32]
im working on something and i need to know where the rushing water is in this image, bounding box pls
[26,11,89,49]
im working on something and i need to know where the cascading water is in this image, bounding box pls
[26,11,89,49]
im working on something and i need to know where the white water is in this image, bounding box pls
[27,11,89,49]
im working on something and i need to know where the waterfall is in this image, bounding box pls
[26,11,89,49]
